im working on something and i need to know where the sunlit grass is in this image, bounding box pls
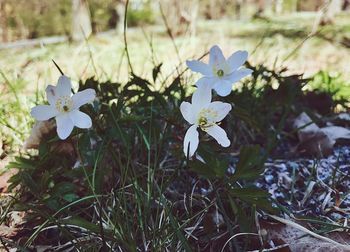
[1,13,350,90]
[1,13,350,156]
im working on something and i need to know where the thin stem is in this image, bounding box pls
[52,59,65,75]
[124,0,133,73]
[159,2,181,67]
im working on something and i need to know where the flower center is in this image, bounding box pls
[217,69,224,77]
[55,95,73,113]
[197,108,218,131]
[198,117,208,127]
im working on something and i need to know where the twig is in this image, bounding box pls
[123,0,133,73]
[220,233,259,252]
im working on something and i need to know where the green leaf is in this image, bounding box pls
[60,216,114,239]
[163,76,182,98]
[20,172,39,195]
[152,63,163,82]
[189,159,218,178]
[46,198,61,211]
[52,182,77,196]
[189,146,229,178]
[231,145,266,181]
[233,107,261,132]
[229,196,255,233]
[229,187,277,213]
[38,141,49,157]
[63,193,79,203]
[230,187,270,198]
[7,157,35,170]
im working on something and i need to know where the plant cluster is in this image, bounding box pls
[4,43,347,250]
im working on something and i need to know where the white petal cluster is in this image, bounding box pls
[186,45,252,97]
[31,75,96,140]
[180,82,231,157]
[182,45,252,157]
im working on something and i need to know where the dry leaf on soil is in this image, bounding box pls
[260,217,350,252]
[293,112,350,157]
[24,120,55,149]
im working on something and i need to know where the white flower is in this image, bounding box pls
[186,45,253,97]
[180,83,232,157]
[31,75,96,140]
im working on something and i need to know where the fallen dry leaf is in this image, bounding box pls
[320,126,350,142]
[24,120,55,149]
[293,112,350,157]
[0,225,18,238]
[297,130,334,157]
[0,158,16,193]
[260,217,350,252]
[8,211,26,227]
[0,210,26,241]
[293,112,320,142]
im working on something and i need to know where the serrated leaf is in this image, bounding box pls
[229,187,277,213]
[189,146,229,178]
[52,182,76,196]
[231,145,266,180]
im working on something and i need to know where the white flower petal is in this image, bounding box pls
[226,68,253,84]
[213,80,233,97]
[186,60,212,76]
[206,124,230,147]
[180,102,196,124]
[69,110,92,129]
[183,125,199,158]
[192,80,212,112]
[195,153,206,163]
[209,45,226,69]
[55,113,74,140]
[57,75,72,97]
[227,50,248,70]
[208,101,232,122]
[45,85,57,105]
[195,77,215,89]
[31,105,58,121]
[72,88,96,109]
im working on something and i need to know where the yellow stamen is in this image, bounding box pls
[197,108,218,131]
[217,69,224,77]
[55,95,73,113]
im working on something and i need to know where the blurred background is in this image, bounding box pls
[1,0,350,42]
[1,0,350,82]
[1,0,350,152]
